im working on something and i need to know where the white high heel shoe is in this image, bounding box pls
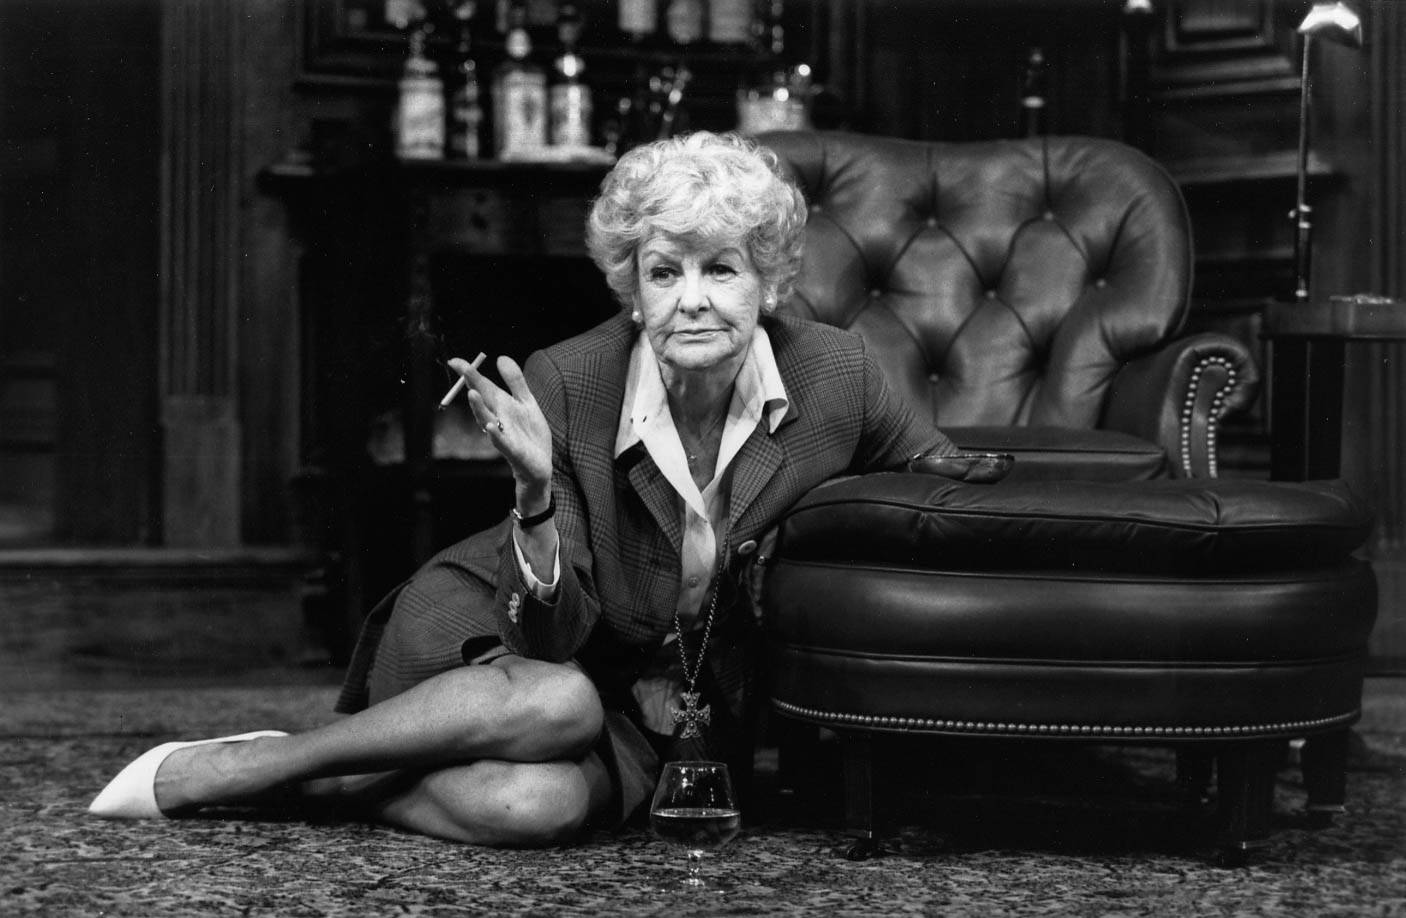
[89,730,289,819]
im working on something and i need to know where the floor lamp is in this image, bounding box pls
[1293,1,1364,303]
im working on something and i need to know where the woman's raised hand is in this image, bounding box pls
[449,355,553,495]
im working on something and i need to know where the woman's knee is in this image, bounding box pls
[421,760,593,846]
[499,661,603,759]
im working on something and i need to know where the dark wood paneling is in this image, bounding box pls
[48,1,163,544]
[0,547,322,684]
[1342,1,1406,665]
[841,0,1124,140]
[240,0,305,545]
[0,5,70,543]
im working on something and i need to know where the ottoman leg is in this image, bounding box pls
[838,731,888,860]
[776,718,823,799]
[1214,741,1280,867]
[1176,748,1215,808]
[1301,728,1350,826]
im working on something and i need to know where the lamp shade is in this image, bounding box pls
[1297,2,1363,48]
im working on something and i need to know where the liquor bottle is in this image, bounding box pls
[394,26,446,160]
[524,0,561,25]
[549,4,592,148]
[447,4,484,158]
[736,2,810,135]
[1020,47,1047,138]
[666,0,703,46]
[492,3,548,158]
[654,63,692,140]
[762,0,784,55]
[707,0,754,46]
[619,0,657,42]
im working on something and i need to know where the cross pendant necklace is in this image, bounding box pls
[670,533,727,740]
[672,690,711,739]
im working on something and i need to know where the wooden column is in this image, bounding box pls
[1354,1,1406,663]
[159,0,244,547]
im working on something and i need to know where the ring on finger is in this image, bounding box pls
[496,420,505,433]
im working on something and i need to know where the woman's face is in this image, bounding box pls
[634,233,766,377]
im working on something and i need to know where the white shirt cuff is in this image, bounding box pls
[512,529,561,601]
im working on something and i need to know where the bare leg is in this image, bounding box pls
[371,755,615,845]
[153,656,602,813]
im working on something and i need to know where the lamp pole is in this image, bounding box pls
[1293,36,1314,304]
[1291,1,1363,304]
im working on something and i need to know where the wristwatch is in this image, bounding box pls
[511,495,555,529]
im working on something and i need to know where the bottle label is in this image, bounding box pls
[666,0,702,44]
[551,84,593,147]
[396,77,445,159]
[736,93,809,136]
[506,29,531,59]
[619,0,657,35]
[497,71,548,155]
[450,94,483,158]
[709,0,753,44]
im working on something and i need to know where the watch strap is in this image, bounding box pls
[511,494,555,529]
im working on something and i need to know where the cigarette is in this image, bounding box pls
[438,352,487,409]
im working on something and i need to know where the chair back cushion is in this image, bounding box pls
[758,131,1192,430]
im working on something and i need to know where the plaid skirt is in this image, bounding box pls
[335,524,662,828]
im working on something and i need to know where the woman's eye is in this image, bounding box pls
[647,266,676,282]
[709,263,737,278]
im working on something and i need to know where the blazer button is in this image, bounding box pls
[737,539,758,557]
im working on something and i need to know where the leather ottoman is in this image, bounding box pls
[762,474,1376,863]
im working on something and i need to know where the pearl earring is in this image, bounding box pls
[631,310,642,323]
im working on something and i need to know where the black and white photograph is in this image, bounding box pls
[1,0,1403,914]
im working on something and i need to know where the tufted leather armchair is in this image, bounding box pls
[759,130,1258,481]
[753,132,1378,864]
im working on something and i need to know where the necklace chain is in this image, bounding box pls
[670,530,728,739]
[681,408,728,466]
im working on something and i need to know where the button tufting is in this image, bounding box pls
[1094,278,1107,289]
[985,289,998,300]
[926,216,938,227]
[869,289,883,298]
[928,373,940,384]
[1042,210,1055,221]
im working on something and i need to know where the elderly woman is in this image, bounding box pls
[90,131,956,845]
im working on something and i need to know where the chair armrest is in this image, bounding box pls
[1103,332,1260,478]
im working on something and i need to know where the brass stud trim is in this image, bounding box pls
[771,699,1356,739]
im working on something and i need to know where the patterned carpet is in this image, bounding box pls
[2,679,1403,917]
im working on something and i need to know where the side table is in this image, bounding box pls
[1262,293,1406,816]
[1262,295,1406,481]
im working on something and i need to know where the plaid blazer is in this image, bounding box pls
[338,311,950,745]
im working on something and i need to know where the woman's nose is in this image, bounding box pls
[677,271,708,312]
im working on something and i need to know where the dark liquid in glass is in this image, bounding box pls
[649,806,741,849]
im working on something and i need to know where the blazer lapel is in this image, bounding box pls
[731,321,805,535]
[572,348,627,481]
[571,320,685,555]
[627,451,685,552]
[727,419,787,537]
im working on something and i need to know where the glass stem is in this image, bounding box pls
[686,848,705,885]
